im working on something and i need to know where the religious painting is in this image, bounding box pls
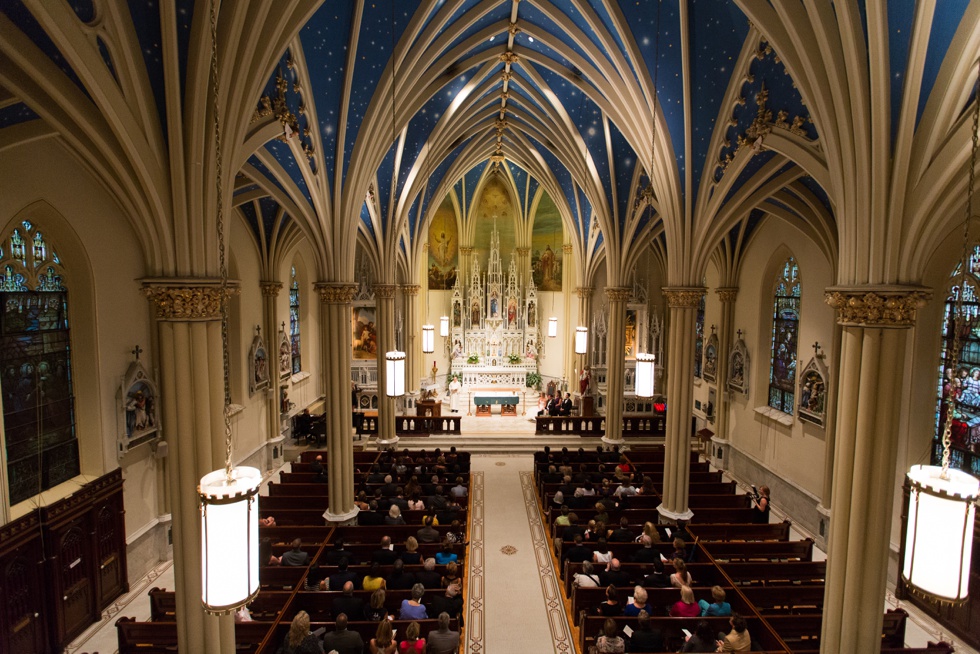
[427,196,458,289]
[278,328,291,381]
[530,191,563,291]
[728,337,749,395]
[624,309,637,358]
[117,358,160,456]
[798,356,829,427]
[249,331,270,395]
[703,333,719,383]
[352,305,377,360]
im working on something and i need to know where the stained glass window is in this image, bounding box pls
[934,246,980,476]
[694,292,705,378]
[768,258,800,414]
[290,266,301,374]
[0,222,76,506]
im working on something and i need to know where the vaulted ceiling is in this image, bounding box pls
[1,1,977,285]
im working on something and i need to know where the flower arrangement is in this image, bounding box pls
[507,353,522,364]
[466,354,480,364]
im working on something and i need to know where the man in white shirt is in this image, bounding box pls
[573,560,601,588]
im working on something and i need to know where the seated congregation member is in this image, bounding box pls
[417,515,440,543]
[416,557,442,588]
[609,516,635,542]
[364,588,390,621]
[309,454,327,480]
[680,620,717,653]
[259,537,280,566]
[573,560,602,588]
[276,610,320,654]
[389,487,409,512]
[670,558,693,588]
[435,540,459,564]
[563,534,593,564]
[293,409,314,444]
[331,581,364,618]
[548,394,561,416]
[631,534,660,563]
[370,618,397,654]
[592,538,612,565]
[559,392,573,416]
[670,585,701,617]
[399,583,429,620]
[626,610,664,653]
[323,538,358,565]
[427,485,450,511]
[699,585,732,617]
[637,475,656,496]
[593,502,610,526]
[596,585,623,616]
[386,504,406,525]
[372,536,399,564]
[358,500,386,525]
[280,539,310,567]
[638,561,668,588]
[671,536,691,562]
[445,519,466,544]
[450,476,468,501]
[399,536,422,565]
[614,477,638,498]
[555,505,572,527]
[398,620,426,654]
[623,585,653,617]
[387,559,416,590]
[426,612,461,654]
[363,562,387,591]
[717,613,752,652]
[595,617,626,654]
[322,613,365,654]
[431,583,463,619]
[328,558,361,591]
[407,492,426,511]
[600,558,632,588]
[441,561,461,589]
[563,513,585,541]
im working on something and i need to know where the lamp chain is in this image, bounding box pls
[207,0,234,478]
[942,59,980,479]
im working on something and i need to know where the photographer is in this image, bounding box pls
[750,484,770,524]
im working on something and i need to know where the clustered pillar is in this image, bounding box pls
[143,280,237,654]
[711,287,737,466]
[373,284,399,445]
[658,287,704,523]
[818,287,928,653]
[316,283,359,523]
[260,281,283,451]
[401,284,420,392]
[602,287,632,444]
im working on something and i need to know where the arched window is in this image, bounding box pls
[768,257,800,414]
[936,247,980,475]
[0,221,77,506]
[694,292,705,378]
[289,266,301,374]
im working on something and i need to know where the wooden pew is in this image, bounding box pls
[562,561,723,597]
[570,583,743,625]
[700,539,814,562]
[149,589,292,622]
[685,521,792,541]
[719,561,827,586]
[738,585,826,614]
[116,617,273,654]
[577,615,785,654]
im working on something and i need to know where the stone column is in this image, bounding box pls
[315,283,359,523]
[260,281,283,456]
[816,322,843,545]
[516,246,531,281]
[574,286,593,379]
[142,280,237,654]
[459,247,473,286]
[819,287,929,654]
[602,287,632,444]
[711,287,737,468]
[561,244,574,376]
[401,284,421,392]
[658,287,704,523]
[373,284,399,445]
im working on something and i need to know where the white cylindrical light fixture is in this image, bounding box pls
[575,326,588,354]
[440,316,450,337]
[635,353,656,398]
[422,324,435,353]
[386,350,406,397]
[902,464,979,601]
[548,317,558,338]
[200,466,262,613]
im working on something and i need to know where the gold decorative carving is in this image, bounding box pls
[372,284,398,299]
[515,247,530,256]
[824,287,931,327]
[562,244,573,254]
[142,282,238,320]
[716,287,739,303]
[260,281,283,297]
[663,287,705,308]
[460,247,474,256]
[576,286,593,299]
[315,283,358,304]
[508,22,522,36]
[400,284,420,296]
[606,287,633,302]
[499,51,519,65]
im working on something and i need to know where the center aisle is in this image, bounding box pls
[465,454,574,654]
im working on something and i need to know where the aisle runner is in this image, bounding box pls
[464,457,572,654]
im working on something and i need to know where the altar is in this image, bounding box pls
[467,388,525,416]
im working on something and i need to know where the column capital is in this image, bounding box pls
[314,282,358,304]
[422,242,429,252]
[716,287,739,303]
[515,247,530,256]
[824,285,931,327]
[260,281,283,297]
[575,286,594,299]
[460,246,474,256]
[372,283,398,299]
[605,286,632,302]
[562,243,573,254]
[663,286,705,308]
[141,278,239,320]
[399,284,420,296]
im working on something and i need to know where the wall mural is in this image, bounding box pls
[427,196,458,290]
[530,191,562,291]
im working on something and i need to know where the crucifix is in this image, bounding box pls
[736,329,743,339]
[710,324,717,335]
[255,325,262,337]
[813,341,824,358]
[131,344,143,361]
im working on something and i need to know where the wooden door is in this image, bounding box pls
[0,550,47,654]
